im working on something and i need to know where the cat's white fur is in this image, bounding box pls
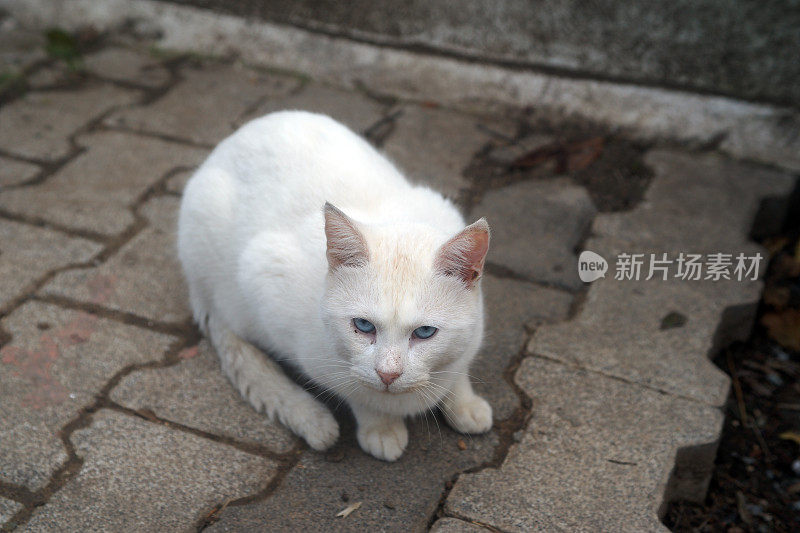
[178,111,492,461]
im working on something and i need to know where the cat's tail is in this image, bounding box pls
[207,314,340,451]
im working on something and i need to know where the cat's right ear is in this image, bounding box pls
[324,202,369,269]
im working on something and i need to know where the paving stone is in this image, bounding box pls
[472,178,596,290]
[238,82,386,133]
[165,168,194,194]
[593,150,797,253]
[528,275,743,406]
[209,420,499,532]
[83,46,170,87]
[477,275,573,420]
[0,220,101,312]
[0,25,46,73]
[430,517,488,532]
[25,410,277,532]
[111,340,296,453]
[25,63,81,89]
[445,357,723,532]
[382,105,502,199]
[42,196,190,323]
[0,156,39,187]
[0,131,207,236]
[106,63,300,144]
[0,497,22,524]
[526,151,796,406]
[0,301,176,490]
[0,83,139,160]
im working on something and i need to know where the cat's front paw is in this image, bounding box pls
[445,393,493,434]
[357,417,408,461]
[287,399,340,451]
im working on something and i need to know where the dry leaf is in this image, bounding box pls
[509,136,604,174]
[336,501,362,518]
[762,309,800,351]
[457,439,467,450]
[763,285,791,308]
[735,491,753,525]
[509,142,564,171]
[565,136,604,172]
[135,408,159,422]
[778,431,800,445]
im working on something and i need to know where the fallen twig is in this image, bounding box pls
[727,352,748,426]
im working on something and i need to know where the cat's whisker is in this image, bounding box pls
[430,388,478,448]
[308,374,353,392]
[422,383,454,416]
[424,380,457,402]
[330,385,354,411]
[297,360,353,370]
[293,356,350,364]
[307,382,337,402]
[414,389,431,446]
[432,399,462,439]
[309,382,346,401]
[429,370,488,384]
[412,389,433,446]
[334,381,363,411]
[312,375,358,400]
[307,372,359,403]
[317,369,355,378]
[428,381,456,412]
[416,387,444,450]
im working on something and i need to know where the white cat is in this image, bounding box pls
[178,111,492,461]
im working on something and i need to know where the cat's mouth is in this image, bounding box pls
[363,380,415,394]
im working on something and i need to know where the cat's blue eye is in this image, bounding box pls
[353,318,376,334]
[412,326,438,339]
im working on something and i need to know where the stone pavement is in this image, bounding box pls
[0,24,796,533]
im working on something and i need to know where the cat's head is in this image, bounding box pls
[320,203,489,415]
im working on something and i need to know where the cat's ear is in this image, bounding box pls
[435,218,490,288]
[324,202,369,269]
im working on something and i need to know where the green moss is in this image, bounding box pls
[44,27,83,70]
[147,44,184,61]
[0,70,27,101]
[148,44,228,64]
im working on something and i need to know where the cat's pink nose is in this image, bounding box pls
[377,370,401,386]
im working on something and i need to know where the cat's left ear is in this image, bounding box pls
[324,202,369,270]
[435,218,490,289]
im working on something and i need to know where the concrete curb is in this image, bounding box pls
[4,0,800,172]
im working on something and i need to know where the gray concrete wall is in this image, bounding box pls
[161,0,800,108]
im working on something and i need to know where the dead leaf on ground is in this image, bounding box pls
[763,285,791,308]
[509,142,562,170]
[565,136,604,172]
[735,491,753,525]
[778,431,800,445]
[773,252,800,279]
[762,309,800,351]
[135,408,159,422]
[509,136,604,174]
[336,501,362,518]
